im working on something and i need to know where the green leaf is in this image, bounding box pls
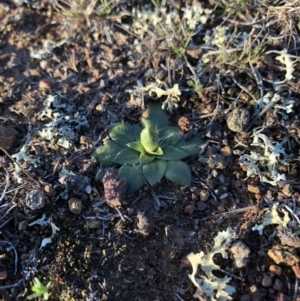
[175,135,204,156]
[158,145,188,160]
[112,148,140,165]
[108,123,135,147]
[140,127,159,152]
[141,101,169,130]
[142,159,167,186]
[140,153,155,166]
[127,141,145,153]
[147,146,163,155]
[159,136,170,148]
[158,127,182,146]
[119,165,144,194]
[165,161,192,186]
[133,125,143,141]
[93,140,123,167]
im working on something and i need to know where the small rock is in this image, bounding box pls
[276,293,289,301]
[268,245,300,266]
[273,278,284,291]
[39,79,54,90]
[44,185,56,197]
[68,198,82,215]
[269,265,282,276]
[25,190,46,210]
[0,271,7,280]
[197,202,206,211]
[221,145,232,157]
[102,169,127,208]
[226,108,250,132]
[59,174,92,193]
[80,135,92,146]
[205,122,223,140]
[199,190,210,201]
[261,274,273,287]
[207,154,227,169]
[184,203,195,215]
[292,265,300,278]
[126,208,135,216]
[86,219,101,229]
[217,205,225,213]
[249,285,262,301]
[240,295,251,301]
[282,184,292,197]
[177,116,190,132]
[247,184,260,194]
[0,126,18,150]
[18,220,28,232]
[231,241,251,268]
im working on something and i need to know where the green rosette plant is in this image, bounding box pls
[93,101,204,194]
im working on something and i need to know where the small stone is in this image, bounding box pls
[292,265,300,278]
[261,274,273,287]
[18,220,28,232]
[80,135,92,146]
[199,190,210,201]
[68,198,82,215]
[126,208,134,216]
[273,278,284,291]
[231,241,251,268]
[86,219,101,229]
[269,265,282,276]
[39,79,54,90]
[226,108,250,132]
[0,271,7,280]
[197,202,206,211]
[207,154,227,169]
[44,185,56,197]
[282,184,292,197]
[247,184,260,194]
[0,126,18,150]
[240,295,251,301]
[217,205,225,213]
[25,190,46,210]
[220,193,228,200]
[220,146,232,157]
[184,203,195,215]
[249,285,262,301]
[205,122,223,140]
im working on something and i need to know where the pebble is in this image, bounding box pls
[261,274,273,287]
[273,278,284,291]
[207,154,227,169]
[282,184,292,197]
[220,145,232,157]
[226,108,250,132]
[197,202,206,211]
[86,219,101,229]
[184,203,195,215]
[249,285,262,301]
[240,295,251,301]
[0,271,7,280]
[247,184,260,194]
[68,198,82,215]
[0,126,18,150]
[217,205,225,213]
[199,190,210,201]
[44,185,57,197]
[269,265,282,276]
[18,220,28,232]
[25,190,46,210]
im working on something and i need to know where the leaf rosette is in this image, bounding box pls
[93,101,204,194]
